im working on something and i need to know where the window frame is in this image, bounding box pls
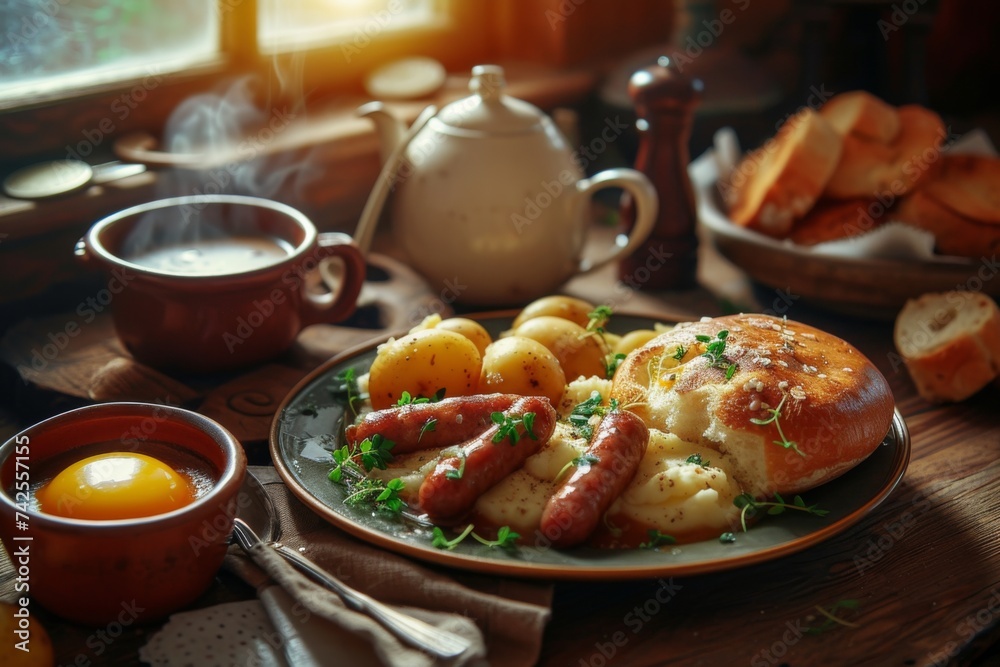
[0,0,492,167]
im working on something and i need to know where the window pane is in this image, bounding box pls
[0,0,218,97]
[259,0,440,51]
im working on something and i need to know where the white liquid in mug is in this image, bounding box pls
[127,237,294,276]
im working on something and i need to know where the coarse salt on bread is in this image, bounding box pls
[894,292,1000,403]
[612,314,894,497]
[825,105,946,200]
[726,108,842,237]
[922,154,1000,225]
[820,90,901,143]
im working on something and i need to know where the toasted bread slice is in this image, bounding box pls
[895,188,1000,258]
[820,90,901,143]
[825,105,946,200]
[789,198,889,245]
[923,154,1000,224]
[894,292,1000,402]
[727,108,842,237]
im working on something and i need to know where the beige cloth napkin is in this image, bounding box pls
[224,466,553,667]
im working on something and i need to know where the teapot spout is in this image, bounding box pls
[358,101,406,165]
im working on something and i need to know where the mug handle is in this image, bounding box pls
[574,168,658,274]
[299,232,366,327]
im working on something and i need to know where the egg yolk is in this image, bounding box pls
[37,452,195,520]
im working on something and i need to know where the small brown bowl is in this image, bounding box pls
[0,403,246,625]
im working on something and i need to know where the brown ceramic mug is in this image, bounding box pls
[75,195,365,374]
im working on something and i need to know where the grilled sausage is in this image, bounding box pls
[417,395,557,522]
[539,409,648,548]
[345,393,519,454]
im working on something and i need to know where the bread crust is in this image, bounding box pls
[820,90,901,143]
[612,314,895,496]
[894,292,1000,402]
[922,154,1000,224]
[825,105,945,200]
[789,198,888,246]
[895,188,1000,258]
[727,108,842,237]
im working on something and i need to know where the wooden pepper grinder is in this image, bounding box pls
[618,56,703,289]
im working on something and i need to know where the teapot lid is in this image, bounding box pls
[435,65,546,134]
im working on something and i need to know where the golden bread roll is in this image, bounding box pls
[922,154,1000,224]
[611,314,895,496]
[894,292,1000,402]
[727,108,842,237]
[789,198,888,245]
[825,105,945,200]
[894,188,1000,258]
[820,90,901,143]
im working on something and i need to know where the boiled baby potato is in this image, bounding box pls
[368,329,481,410]
[479,336,566,405]
[614,329,660,356]
[512,315,608,381]
[511,295,596,329]
[409,314,492,357]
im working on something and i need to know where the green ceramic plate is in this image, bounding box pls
[269,312,910,580]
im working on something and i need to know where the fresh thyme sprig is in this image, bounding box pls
[445,450,466,480]
[567,392,619,442]
[685,453,711,468]
[328,433,395,483]
[343,477,406,514]
[733,492,829,532]
[329,367,364,418]
[418,418,437,442]
[639,529,676,549]
[586,305,614,334]
[696,330,737,380]
[554,454,600,482]
[804,599,861,634]
[605,352,627,379]
[749,394,805,457]
[491,411,537,445]
[672,345,687,361]
[431,524,519,550]
[396,389,446,406]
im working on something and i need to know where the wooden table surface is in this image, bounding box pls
[2,242,999,667]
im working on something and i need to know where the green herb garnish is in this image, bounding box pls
[567,392,619,442]
[804,600,861,634]
[734,492,829,532]
[586,305,614,334]
[328,433,395,483]
[431,524,519,551]
[472,525,520,550]
[605,352,627,379]
[419,418,437,442]
[445,450,466,480]
[719,532,736,544]
[330,367,364,418]
[343,477,405,515]
[749,394,804,457]
[685,453,711,467]
[639,529,676,549]
[554,454,600,482]
[672,345,687,361]
[491,411,537,445]
[396,388,446,406]
[697,329,738,379]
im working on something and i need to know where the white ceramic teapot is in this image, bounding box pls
[361,64,658,306]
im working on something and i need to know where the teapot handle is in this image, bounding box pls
[575,169,658,274]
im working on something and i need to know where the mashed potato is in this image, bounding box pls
[606,429,742,542]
